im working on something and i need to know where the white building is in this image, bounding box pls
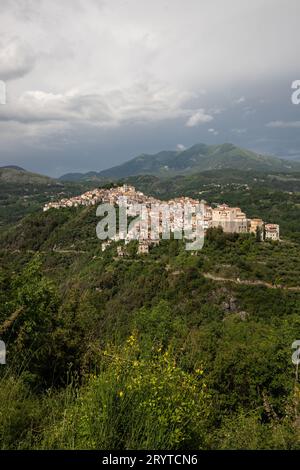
[265,224,280,241]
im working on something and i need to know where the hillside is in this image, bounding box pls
[1,168,300,450]
[0,166,56,185]
[0,168,96,231]
[1,198,300,449]
[59,143,300,181]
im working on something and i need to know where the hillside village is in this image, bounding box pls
[43,184,280,254]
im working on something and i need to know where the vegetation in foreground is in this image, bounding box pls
[1,229,300,449]
[1,172,300,449]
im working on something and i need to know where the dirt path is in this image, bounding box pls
[203,273,300,292]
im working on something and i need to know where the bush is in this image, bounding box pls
[40,333,211,450]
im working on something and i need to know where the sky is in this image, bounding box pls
[0,0,300,177]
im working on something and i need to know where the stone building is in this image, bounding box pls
[265,223,280,241]
[211,204,248,233]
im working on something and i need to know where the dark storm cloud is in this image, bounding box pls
[0,0,300,175]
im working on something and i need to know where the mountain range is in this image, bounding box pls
[59,143,300,181]
[2,143,300,184]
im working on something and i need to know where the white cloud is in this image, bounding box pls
[266,121,300,129]
[233,96,246,104]
[0,36,35,81]
[176,143,186,151]
[185,109,213,127]
[208,127,219,135]
[0,80,202,131]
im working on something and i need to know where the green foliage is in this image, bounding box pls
[1,256,60,386]
[40,333,210,450]
[214,410,300,450]
[0,176,95,234]
[0,371,76,449]
[1,171,300,449]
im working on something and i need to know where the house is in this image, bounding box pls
[211,204,248,233]
[43,184,280,249]
[265,224,280,241]
[137,241,149,254]
[249,218,264,240]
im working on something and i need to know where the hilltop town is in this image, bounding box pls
[43,184,280,254]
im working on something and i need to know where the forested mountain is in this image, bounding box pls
[60,143,300,180]
[0,170,96,232]
[0,166,55,185]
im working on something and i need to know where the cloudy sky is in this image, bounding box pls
[0,0,300,176]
